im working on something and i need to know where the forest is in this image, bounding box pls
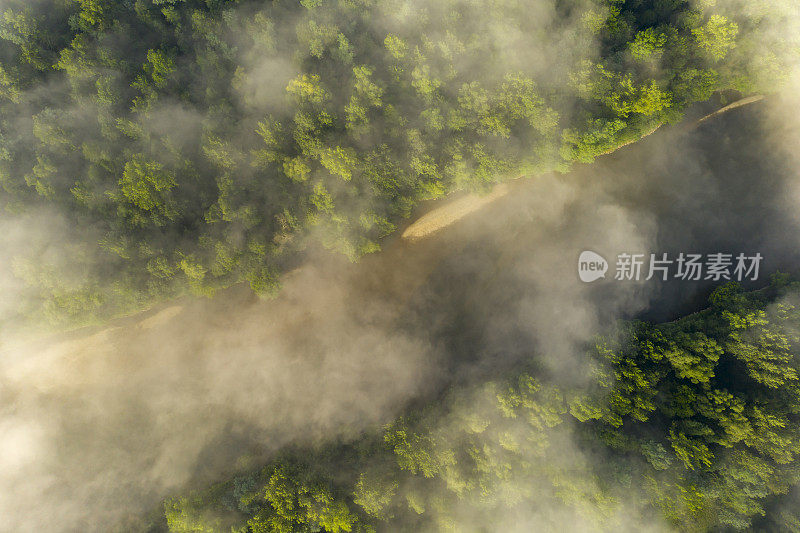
[0,0,791,331]
[157,277,800,532]
[3,1,800,532]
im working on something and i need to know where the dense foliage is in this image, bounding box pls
[0,0,791,329]
[157,277,800,532]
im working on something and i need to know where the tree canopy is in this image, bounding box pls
[0,0,792,330]
[157,276,800,532]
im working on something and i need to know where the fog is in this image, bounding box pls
[0,89,797,530]
[0,0,799,531]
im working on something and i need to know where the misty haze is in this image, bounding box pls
[1,1,800,532]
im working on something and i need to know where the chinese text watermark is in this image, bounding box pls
[579,252,762,283]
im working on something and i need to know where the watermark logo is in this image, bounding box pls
[578,251,609,283]
[579,251,763,283]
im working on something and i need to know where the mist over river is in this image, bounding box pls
[2,98,800,531]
